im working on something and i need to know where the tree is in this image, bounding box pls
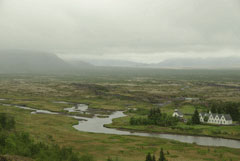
[130,108,178,127]
[224,102,240,121]
[148,108,161,122]
[159,148,166,161]
[152,155,156,161]
[192,109,200,124]
[0,113,15,130]
[204,116,209,122]
[211,106,217,113]
[146,152,152,161]
[107,157,113,161]
[130,117,136,125]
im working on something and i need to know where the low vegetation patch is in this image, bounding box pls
[0,113,93,161]
[130,108,178,127]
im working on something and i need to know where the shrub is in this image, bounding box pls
[0,113,15,131]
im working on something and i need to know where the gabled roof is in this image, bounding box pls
[173,109,183,116]
[223,114,232,121]
[200,113,232,121]
[176,111,183,116]
[211,113,217,118]
[199,112,209,117]
[218,114,223,118]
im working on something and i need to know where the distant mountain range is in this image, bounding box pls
[0,50,92,73]
[0,50,239,74]
[83,57,240,69]
[154,57,240,68]
[82,59,146,67]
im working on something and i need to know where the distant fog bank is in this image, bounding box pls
[0,50,240,75]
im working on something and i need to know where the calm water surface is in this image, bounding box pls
[73,111,240,149]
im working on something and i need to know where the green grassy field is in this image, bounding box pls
[0,72,240,160]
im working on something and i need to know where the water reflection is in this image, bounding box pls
[74,111,240,149]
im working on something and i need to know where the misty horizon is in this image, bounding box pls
[1,49,240,71]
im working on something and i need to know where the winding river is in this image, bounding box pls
[73,111,240,149]
[1,101,240,149]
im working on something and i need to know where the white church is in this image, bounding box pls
[172,109,184,118]
[199,112,233,125]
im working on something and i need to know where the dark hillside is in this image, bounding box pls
[0,50,91,74]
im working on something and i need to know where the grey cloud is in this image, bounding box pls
[0,0,239,62]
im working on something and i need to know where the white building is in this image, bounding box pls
[199,112,232,125]
[172,109,183,118]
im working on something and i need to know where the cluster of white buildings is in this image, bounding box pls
[199,112,232,125]
[173,109,233,125]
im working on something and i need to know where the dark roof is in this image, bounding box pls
[177,111,183,115]
[174,109,183,116]
[210,113,216,118]
[210,113,232,120]
[218,114,224,118]
[223,114,232,121]
[199,113,209,117]
[199,112,232,121]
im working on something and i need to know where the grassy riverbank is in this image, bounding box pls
[106,115,240,140]
[1,96,240,140]
[1,105,240,161]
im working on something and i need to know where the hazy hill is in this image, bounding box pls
[80,57,240,69]
[0,50,91,73]
[1,50,239,74]
[82,59,146,67]
[65,60,94,69]
[155,57,240,69]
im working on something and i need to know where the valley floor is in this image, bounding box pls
[0,74,240,160]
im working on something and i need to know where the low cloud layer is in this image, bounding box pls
[0,0,240,63]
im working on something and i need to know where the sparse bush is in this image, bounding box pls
[0,113,15,131]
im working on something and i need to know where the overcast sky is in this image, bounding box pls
[0,0,240,63]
